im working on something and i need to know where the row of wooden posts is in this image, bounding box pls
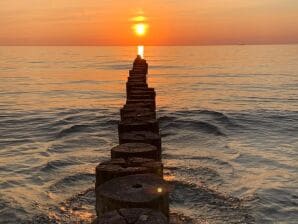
[94,55,170,223]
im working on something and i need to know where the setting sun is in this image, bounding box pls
[133,23,148,36]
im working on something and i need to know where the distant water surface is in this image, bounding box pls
[0,45,297,223]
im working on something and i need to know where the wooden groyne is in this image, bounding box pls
[94,55,170,223]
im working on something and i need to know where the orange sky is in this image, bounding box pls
[0,0,298,45]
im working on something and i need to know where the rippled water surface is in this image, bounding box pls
[0,46,297,223]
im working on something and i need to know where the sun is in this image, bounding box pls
[133,23,148,36]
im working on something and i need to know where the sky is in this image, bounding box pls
[0,0,298,45]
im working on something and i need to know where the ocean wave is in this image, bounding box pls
[47,137,110,153]
[0,197,28,223]
[0,180,24,189]
[169,180,255,223]
[188,156,233,168]
[176,109,238,127]
[165,166,224,186]
[159,109,240,135]
[40,159,78,172]
[234,153,296,171]
[163,155,235,177]
[162,119,226,136]
[256,188,298,223]
[56,124,92,138]
[158,115,177,123]
[190,120,226,136]
[176,109,226,117]
[49,173,94,192]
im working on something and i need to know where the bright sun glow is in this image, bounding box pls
[133,23,148,36]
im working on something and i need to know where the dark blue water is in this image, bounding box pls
[0,46,297,223]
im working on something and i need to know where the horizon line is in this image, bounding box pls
[0,43,298,47]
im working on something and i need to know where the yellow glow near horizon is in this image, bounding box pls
[138,45,144,58]
[131,16,146,22]
[133,23,148,36]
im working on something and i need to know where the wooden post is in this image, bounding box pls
[96,208,167,224]
[95,158,163,187]
[128,94,155,100]
[111,143,161,160]
[94,56,170,223]
[126,99,156,110]
[128,76,146,82]
[118,119,159,134]
[119,131,161,150]
[123,103,156,112]
[120,107,156,121]
[96,174,169,218]
[121,111,156,121]
[95,158,163,216]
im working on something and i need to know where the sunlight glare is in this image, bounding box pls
[137,45,144,58]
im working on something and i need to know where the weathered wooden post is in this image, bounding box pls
[96,208,167,224]
[96,174,169,218]
[96,158,163,187]
[94,55,170,223]
[111,143,161,160]
[95,158,164,216]
[119,131,161,150]
[118,119,159,134]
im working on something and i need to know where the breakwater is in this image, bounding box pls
[2,46,296,223]
[94,55,170,223]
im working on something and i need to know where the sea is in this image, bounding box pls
[0,45,297,223]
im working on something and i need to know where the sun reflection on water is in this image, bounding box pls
[138,45,144,58]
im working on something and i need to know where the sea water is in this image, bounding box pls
[0,45,297,223]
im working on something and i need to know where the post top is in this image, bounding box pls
[134,55,147,64]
